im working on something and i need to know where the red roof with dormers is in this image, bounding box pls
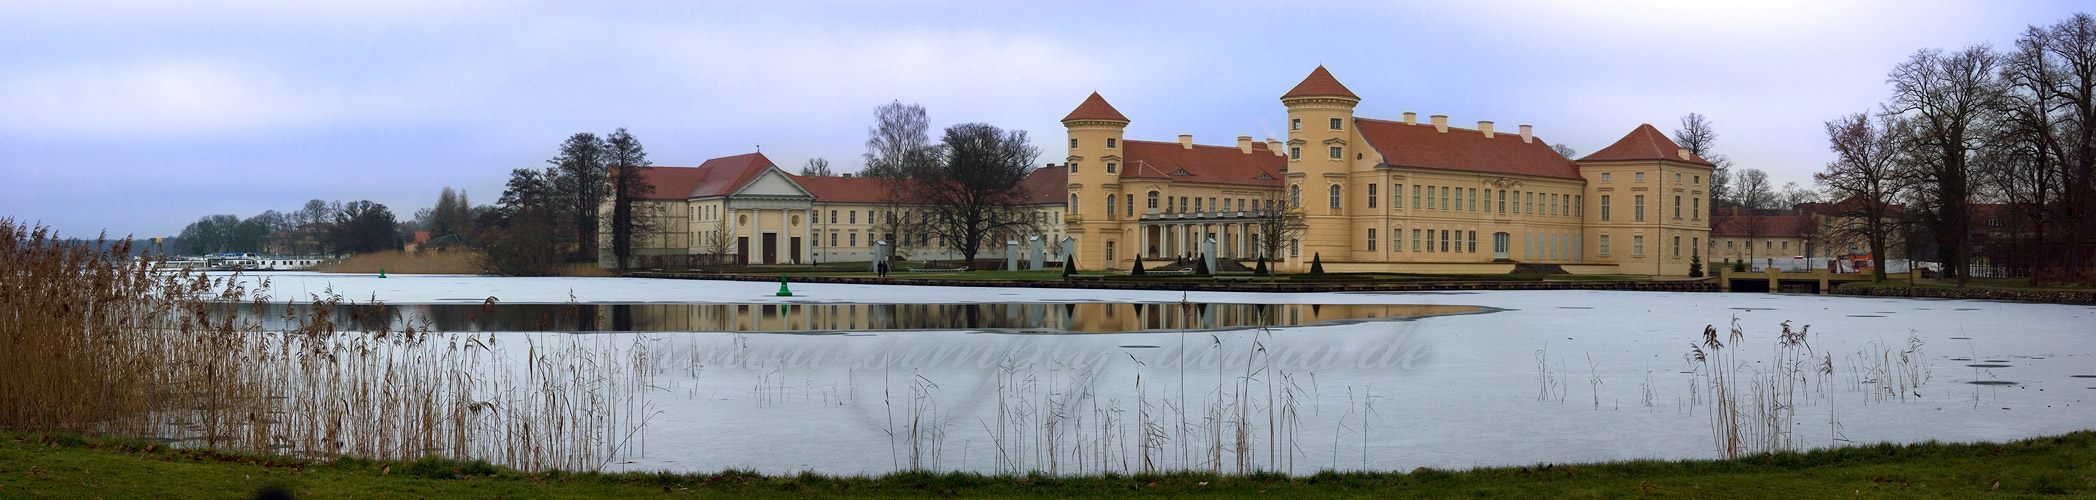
[1061,92,1129,122]
[1281,66,1359,100]
[631,152,781,199]
[1581,124,1712,165]
[1353,118,1583,180]
[1117,140,1286,187]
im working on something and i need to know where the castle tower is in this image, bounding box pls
[1062,92,1129,270]
[1280,66,1360,268]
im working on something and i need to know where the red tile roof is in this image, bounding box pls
[791,175,901,204]
[1281,66,1358,100]
[792,166,1067,205]
[1117,140,1286,187]
[1353,118,1582,180]
[1062,92,1129,122]
[631,152,781,199]
[1581,124,1711,165]
[1015,165,1069,205]
[1711,215,1816,237]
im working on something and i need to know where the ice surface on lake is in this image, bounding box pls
[237,272,2096,475]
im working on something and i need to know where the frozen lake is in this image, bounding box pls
[235,272,2096,475]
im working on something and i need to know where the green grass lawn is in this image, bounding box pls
[1838,276,2094,293]
[2,430,2089,498]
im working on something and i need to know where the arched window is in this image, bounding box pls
[1328,185,1342,209]
[1147,191,1159,210]
[1070,194,1079,214]
[1290,185,1301,208]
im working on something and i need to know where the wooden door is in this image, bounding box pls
[737,237,749,265]
[789,237,802,264]
[762,233,777,264]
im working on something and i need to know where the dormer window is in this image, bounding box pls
[1291,119,1301,130]
[1330,118,1343,130]
[1106,138,1117,148]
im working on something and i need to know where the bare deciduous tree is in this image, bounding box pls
[913,123,1039,266]
[1250,193,1305,266]
[1817,112,1913,281]
[799,157,834,177]
[1675,112,1736,211]
[1733,168,1777,211]
[1884,45,2004,284]
[1552,143,1577,159]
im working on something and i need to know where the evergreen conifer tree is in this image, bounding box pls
[1689,251,1704,277]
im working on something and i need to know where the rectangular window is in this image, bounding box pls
[1069,138,1078,149]
[1600,235,1611,256]
[1441,187,1450,210]
[1694,175,1701,184]
[830,231,838,247]
[1602,173,1611,182]
[1634,236,1645,256]
[1330,117,1343,130]
[1526,192,1534,214]
[1676,173,1682,183]
[1367,184,1377,208]
[1291,118,1301,130]
[1329,146,1342,159]
[1782,241,1789,250]
[1070,162,1078,174]
[1600,195,1611,221]
[1412,229,1422,252]
[1454,188,1464,212]
[1167,196,1175,212]
[1395,184,1404,208]
[1483,190,1492,213]
[830,210,837,224]
[1426,230,1435,253]
[1575,195,1583,217]
[1498,190,1507,213]
[1367,228,1376,251]
[850,232,858,247]
[1693,198,1701,220]
[1194,197,1202,212]
[1440,230,1450,253]
[1290,147,1301,160]
[1636,172,1645,182]
[1181,197,1189,211]
[850,211,858,224]
[1106,138,1117,148]
[1413,185,1422,209]
[1468,231,1478,253]
[1525,233,1534,259]
[1469,188,1478,211]
[1674,236,1682,257]
[1107,162,1117,173]
[1674,196,1682,219]
[1549,194,1558,216]
[1634,195,1645,222]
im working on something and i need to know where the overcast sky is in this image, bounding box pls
[2,1,2086,238]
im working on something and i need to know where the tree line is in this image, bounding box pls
[1812,12,2096,284]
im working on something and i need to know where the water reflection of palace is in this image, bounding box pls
[231,302,1482,334]
[588,303,1481,333]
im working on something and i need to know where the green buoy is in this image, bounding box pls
[379,268,387,278]
[775,276,793,296]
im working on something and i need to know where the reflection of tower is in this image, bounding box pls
[1063,92,1130,270]
[1281,66,1361,268]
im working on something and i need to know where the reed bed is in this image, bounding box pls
[0,220,649,471]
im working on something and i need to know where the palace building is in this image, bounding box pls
[1062,66,1714,275]
[610,67,1715,276]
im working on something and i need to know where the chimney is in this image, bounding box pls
[1237,135,1253,154]
[1678,148,1694,160]
[1266,138,1284,156]
[1518,125,1533,143]
[843,173,854,178]
[1430,115,1448,133]
[1403,112,1417,125]
[1179,134,1193,149]
[1478,121,1494,139]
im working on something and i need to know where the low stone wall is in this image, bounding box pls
[626,272,1720,294]
[1834,284,2096,305]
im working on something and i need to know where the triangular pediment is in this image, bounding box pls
[731,167,816,198]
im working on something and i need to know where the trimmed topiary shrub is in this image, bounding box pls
[1193,255,1210,275]
[1130,258,1146,276]
[1309,253,1325,274]
[1254,257,1269,276]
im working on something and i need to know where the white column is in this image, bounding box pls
[805,208,814,264]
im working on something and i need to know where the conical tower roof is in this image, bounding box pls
[1061,92,1129,123]
[1580,124,1711,164]
[1281,65,1359,100]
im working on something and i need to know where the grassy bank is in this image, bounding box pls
[312,250,611,276]
[3,429,2088,498]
